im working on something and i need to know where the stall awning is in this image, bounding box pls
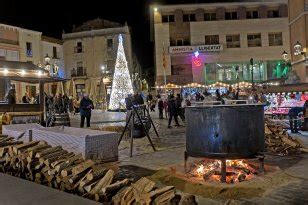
[0,60,67,83]
[264,83,308,93]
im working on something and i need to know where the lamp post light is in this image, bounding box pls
[293,41,307,63]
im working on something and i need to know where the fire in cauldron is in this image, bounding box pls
[188,159,261,183]
[185,104,266,183]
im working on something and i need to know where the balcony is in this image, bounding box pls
[71,68,87,77]
[0,38,19,45]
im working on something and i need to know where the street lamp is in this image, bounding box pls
[250,58,254,87]
[293,41,307,60]
[44,54,51,63]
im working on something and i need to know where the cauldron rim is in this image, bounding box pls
[186,104,265,108]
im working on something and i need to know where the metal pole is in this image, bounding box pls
[250,58,254,88]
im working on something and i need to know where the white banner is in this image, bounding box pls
[169,44,223,54]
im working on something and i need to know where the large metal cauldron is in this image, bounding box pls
[185,104,265,159]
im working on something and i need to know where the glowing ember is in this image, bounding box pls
[196,164,204,176]
[189,159,259,183]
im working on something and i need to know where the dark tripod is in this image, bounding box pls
[118,104,160,157]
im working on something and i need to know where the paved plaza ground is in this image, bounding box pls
[70,109,308,205]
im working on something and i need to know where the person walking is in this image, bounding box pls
[167,95,180,128]
[80,93,94,128]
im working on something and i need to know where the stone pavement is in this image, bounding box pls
[70,109,308,205]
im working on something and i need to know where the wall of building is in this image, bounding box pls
[19,29,42,65]
[153,2,290,85]
[288,0,308,82]
[63,26,133,79]
[0,24,19,61]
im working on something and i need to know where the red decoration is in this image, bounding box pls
[193,57,201,67]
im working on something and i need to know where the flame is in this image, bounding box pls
[196,164,205,176]
[190,159,257,183]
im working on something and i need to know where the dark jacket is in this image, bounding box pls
[288,107,304,117]
[175,97,183,110]
[80,98,94,116]
[158,99,164,109]
[167,99,177,114]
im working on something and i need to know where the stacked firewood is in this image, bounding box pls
[265,123,308,155]
[0,135,197,204]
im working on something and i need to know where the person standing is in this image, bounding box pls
[5,86,16,105]
[176,94,185,122]
[22,93,30,103]
[167,95,180,128]
[158,96,164,119]
[80,93,94,128]
[288,106,304,133]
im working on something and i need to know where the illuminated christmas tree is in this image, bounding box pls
[109,34,134,110]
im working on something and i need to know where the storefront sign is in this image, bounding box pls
[169,44,223,54]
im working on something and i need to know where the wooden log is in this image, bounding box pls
[71,169,93,190]
[42,150,69,166]
[71,160,95,176]
[69,168,92,184]
[89,169,114,194]
[35,146,62,158]
[55,153,83,172]
[0,137,14,144]
[179,194,198,205]
[50,152,75,168]
[86,167,107,181]
[28,144,52,159]
[0,141,23,148]
[13,141,40,155]
[131,177,156,203]
[111,186,134,205]
[132,177,156,194]
[101,179,130,195]
[299,147,308,153]
[152,189,175,204]
[0,146,10,157]
[83,180,98,193]
[237,174,246,182]
[281,136,298,148]
[61,164,76,177]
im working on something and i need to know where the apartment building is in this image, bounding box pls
[151,0,290,85]
[62,19,134,97]
[0,23,65,101]
[288,0,308,82]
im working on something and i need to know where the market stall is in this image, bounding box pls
[263,83,308,121]
[0,60,66,127]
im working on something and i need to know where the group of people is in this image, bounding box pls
[45,93,94,128]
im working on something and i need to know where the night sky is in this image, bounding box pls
[0,0,238,75]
